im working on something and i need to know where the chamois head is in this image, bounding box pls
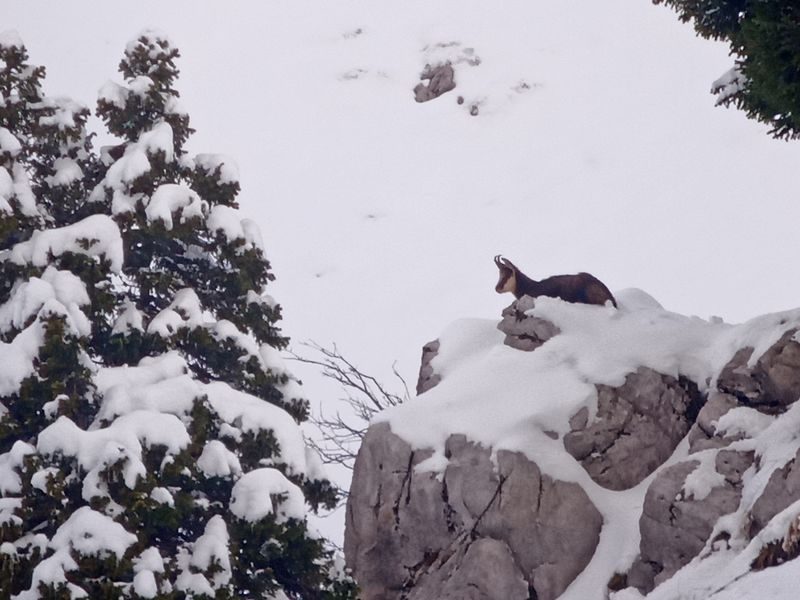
[494,255,518,295]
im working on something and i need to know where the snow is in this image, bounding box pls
[150,487,175,506]
[37,413,191,498]
[713,65,747,106]
[31,467,59,493]
[711,560,800,600]
[125,28,174,56]
[206,381,311,475]
[94,350,318,479]
[208,205,260,251]
[51,506,137,558]
[190,515,232,586]
[109,188,139,215]
[96,351,188,394]
[133,571,158,598]
[0,498,21,528]
[47,157,83,187]
[105,144,151,185]
[0,29,25,49]
[98,80,127,108]
[35,96,85,130]
[247,289,277,309]
[1,163,40,217]
[13,549,84,600]
[0,266,90,334]
[681,452,725,501]
[176,567,215,597]
[0,168,12,209]
[195,153,240,184]
[197,440,242,477]
[134,547,165,573]
[111,298,145,335]
[7,214,124,272]
[0,127,22,156]
[138,121,175,162]
[145,182,206,230]
[12,509,137,598]
[0,441,35,495]
[714,406,774,439]
[241,218,264,252]
[128,75,154,97]
[147,288,204,335]
[229,467,306,522]
[0,296,90,396]
[102,121,174,191]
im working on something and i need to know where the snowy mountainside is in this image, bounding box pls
[346,291,800,600]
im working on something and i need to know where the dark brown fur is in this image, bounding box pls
[494,255,617,308]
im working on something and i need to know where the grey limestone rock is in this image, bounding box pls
[416,339,441,395]
[405,538,528,600]
[750,447,800,536]
[413,63,456,102]
[717,329,800,412]
[563,367,704,490]
[629,451,752,593]
[687,391,740,453]
[497,296,560,351]
[345,425,602,600]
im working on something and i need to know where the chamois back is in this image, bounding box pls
[494,256,617,308]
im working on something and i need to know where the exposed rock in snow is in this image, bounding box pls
[497,295,560,351]
[628,453,749,591]
[750,447,800,536]
[345,423,602,600]
[413,63,456,103]
[717,328,800,411]
[687,391,740,452]
[346,296,800,600]
[564,367,703,490]
[405,538,528,600]
[415,339,441,395]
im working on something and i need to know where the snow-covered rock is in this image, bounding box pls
[346,423,602,600]
[346,295,800,600]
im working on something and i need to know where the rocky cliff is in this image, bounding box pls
[345,290,800,599]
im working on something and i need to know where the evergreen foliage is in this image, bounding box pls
[0,30,354,599]
[654,0,800,139]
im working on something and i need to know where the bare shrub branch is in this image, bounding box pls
[289,341,409,472]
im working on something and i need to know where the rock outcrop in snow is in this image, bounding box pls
[345,292,800,600]
[346,423,602,600]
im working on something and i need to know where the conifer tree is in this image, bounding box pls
[654,0,800,139]
[0,29,355,599]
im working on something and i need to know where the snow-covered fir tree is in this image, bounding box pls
[0,29,355,599]
[654,0,800,139]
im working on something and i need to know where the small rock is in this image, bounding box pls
[497,296,560,351]
[717,329,800,412]
[414,63,456,103]
[416,339,441,395]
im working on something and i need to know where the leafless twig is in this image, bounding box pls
[289,341,409,472]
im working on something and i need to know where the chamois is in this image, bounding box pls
[494,255,617,308]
